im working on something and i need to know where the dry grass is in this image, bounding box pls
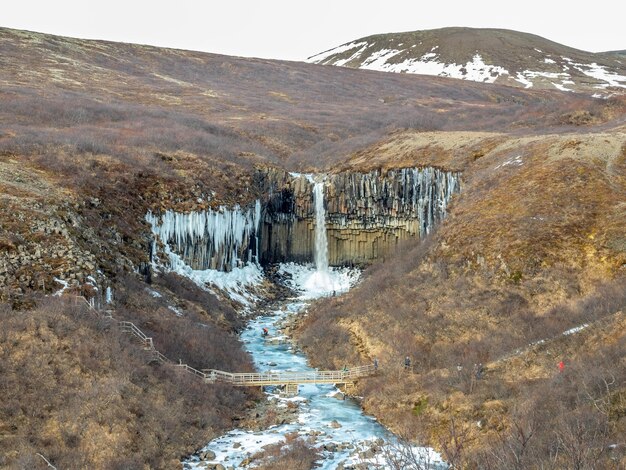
[295,129,626,467]
[0,297,257,469]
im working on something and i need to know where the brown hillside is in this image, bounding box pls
[0,26,625,468]
[296,127,626,467]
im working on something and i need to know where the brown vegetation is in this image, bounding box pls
[252,432,319,470]
[1,26,625,469]
[0,297,257,469]
[296,128,626,467]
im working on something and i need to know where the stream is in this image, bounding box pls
[184,263,445,469]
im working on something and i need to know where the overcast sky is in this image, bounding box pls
[2,1,624,61]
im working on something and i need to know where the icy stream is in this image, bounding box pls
[184,264,444,469]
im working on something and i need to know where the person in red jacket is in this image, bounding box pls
[558,360,565,373]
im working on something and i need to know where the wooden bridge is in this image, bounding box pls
[203,365,377,395]
[70,296,377,395]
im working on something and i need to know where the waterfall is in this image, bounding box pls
[313,181,329,273]
[302,177,336,294]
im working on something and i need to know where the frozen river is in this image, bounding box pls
[184,264,444,469]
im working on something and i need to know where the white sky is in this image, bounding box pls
[2,0,624,61]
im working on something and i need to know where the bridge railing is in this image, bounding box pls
[202,364,377,385]
[65,295,377,387]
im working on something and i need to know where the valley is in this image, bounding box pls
[0,25,625,469]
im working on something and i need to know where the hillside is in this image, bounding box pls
[0,26,625,468]
[2,26,620,299]
[308,27,626,96]
[295,126,626,466]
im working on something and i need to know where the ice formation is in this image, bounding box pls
[327,166,460,237]
[105,286,113,304]
[146,201,262,271]
[146,202,264,306]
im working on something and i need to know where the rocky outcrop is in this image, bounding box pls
[0,203,103,302]
[145,166,460,273]
[256,167,460,266]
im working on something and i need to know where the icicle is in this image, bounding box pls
[146,200,262,272]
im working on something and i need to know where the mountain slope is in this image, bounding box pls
[308,27,626,96]
[1,26,625,468]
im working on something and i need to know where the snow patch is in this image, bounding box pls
[306,41,367,64]
[52,277,69,297]
[563,323,589,336]
[278,263,360,300]
[162,244,264,306]
[358,52,509,84]
[333,43,368,66]
[168,305,183,317]
[514,73,534,88]
[359,48,405,70]
[495,155,523,169]
[576,62,626,88]
[552,82,573,92]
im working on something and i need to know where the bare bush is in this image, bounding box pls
[0,295,256,468]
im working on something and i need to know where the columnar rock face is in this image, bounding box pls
[146,168,459,273]
[146,202,262,271]
[256,167,460,266]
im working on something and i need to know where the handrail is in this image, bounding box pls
[202,364,377,386]
[63,295,378,387]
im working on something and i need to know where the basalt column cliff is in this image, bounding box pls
[257,167,460,266]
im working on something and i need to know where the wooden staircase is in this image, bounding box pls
[68,296,377,395]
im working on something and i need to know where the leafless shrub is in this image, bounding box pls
[0,294,256,468]
[253,437,319,470]
[380,437,441,470]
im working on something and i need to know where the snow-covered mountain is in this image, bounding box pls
[307,28,626,96]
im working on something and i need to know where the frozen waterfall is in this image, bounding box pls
[146,201,262,272]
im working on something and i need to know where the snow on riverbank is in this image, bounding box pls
[184,263,445,469]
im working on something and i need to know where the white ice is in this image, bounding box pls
[278,263,360,300]
[146,200,262,271]
[184,264,443,469]
[145,202,264,306]
[105,286,113,304]
[52,277,69,297]
[163,244,264,306]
